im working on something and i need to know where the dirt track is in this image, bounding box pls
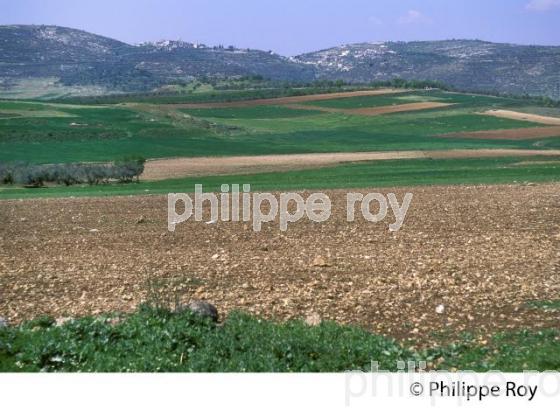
[1,184,559,344]
[143,149,560,180]
[441,126,560,140]
[168,88,408,109]
[483,110,560,125]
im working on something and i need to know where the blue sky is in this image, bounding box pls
[1,0,559,55]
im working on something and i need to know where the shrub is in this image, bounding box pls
[0,159,146,187]
[113,157,146,183]
[0,162,15,184]
[13,164,49,187]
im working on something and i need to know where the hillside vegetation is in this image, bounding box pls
[1,25,560,98]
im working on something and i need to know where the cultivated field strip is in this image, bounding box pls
[142,149,560,180]
[441,126,560,140]
[166,88,409,108]
[285,101,455,116]
[482,109,560,125]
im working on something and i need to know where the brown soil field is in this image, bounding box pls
[344,101,453,115]
[166,88,408,109]
[483,109,560,125]
[440,126,560,140]
[143,149,560,180]
[284,101,454,116]
[1,184,559,344]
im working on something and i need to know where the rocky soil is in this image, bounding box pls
[1,183,559,346]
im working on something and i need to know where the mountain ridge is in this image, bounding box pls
[1,25,559,98]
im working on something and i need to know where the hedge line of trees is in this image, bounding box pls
[54,76,560,107]
[55,78,452,105]
[0,158,145,187]
[474,91,560,108]
[370,78,452,90]
[373,78,560,107]
[55,82,366,105]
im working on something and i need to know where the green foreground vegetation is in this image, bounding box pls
[1,306,558,372]
[1,156,560,199]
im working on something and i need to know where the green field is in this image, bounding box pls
[301,90,521,109]
[2,90,560,164]
[54,85,371,105]
[1,88,560,196]
[182,105,325,119]
[1,156,560,199]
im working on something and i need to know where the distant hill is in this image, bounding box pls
[0,25,314,94]
[294,40,560,98]
[1,25,559,98]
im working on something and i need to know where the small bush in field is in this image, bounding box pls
[0,158,146,187]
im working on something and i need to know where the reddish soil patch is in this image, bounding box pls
[1,184,559,344]
[483,110,560,126]
[345,101,453,116]
[440,126,560,140]
[285,101,454,116]
[168,89,408,109]
[143,149,560,180]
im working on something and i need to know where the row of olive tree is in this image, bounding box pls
[0,158,145,187]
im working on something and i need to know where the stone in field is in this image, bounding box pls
[305,312,322,326]
[177,300,219,322]
[312,255,329,267]
[55,317,73,327]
